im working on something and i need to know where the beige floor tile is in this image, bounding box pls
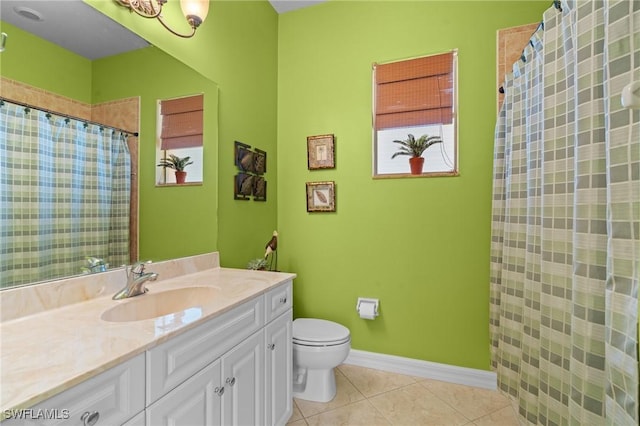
[305,399,391,426]
[295,370,366,418]
[338,364,417,397]
[418,379,511,421]
[472,405,520,426]
[288,400,304,423]
[369,383,469,426]
[287,420,308,426]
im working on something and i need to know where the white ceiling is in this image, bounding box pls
[0,0,150,60]
[0,0,326,60]
[269,0,326,14]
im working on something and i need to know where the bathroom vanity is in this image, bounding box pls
[0,254,295,426]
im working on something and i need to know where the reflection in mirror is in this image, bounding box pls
[1,2,218,291]
[0,3,148,290]
[156,94,204,185]
[373,50,458,177]
[0,99,132,288]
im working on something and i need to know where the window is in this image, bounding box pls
[156,94,204,185]
[373,50,458,177]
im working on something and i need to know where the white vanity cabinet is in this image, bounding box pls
[2,354,145,426]
[147,281,292,426]
[3,280,293,426]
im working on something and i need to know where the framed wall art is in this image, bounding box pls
[307,134,335,170]
[306,181,336,212]
[234,141,267,201]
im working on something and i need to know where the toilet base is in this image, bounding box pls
[292,367,337,403]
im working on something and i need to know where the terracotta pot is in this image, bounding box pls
[409,157,424,175]
[175,171,187,184]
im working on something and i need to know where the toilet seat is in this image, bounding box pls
[293,318,351,347]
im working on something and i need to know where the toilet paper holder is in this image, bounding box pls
[356,297,379,318]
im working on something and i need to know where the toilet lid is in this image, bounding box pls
[293,318,350,346]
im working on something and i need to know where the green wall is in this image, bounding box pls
[0,22,92,103]
[277,1,546,369]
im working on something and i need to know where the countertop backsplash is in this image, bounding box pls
[0,252,220,322]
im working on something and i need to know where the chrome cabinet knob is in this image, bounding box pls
[279,296,287,304]
[267,343,276,350]
[81,411,99,426]
[226,377,236,386]
[214,386,225,396]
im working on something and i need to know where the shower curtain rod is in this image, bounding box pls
[498,0,562,94]
[0,96,139,137]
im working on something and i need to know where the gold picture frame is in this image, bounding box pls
[307,134,335,169]
[306,181,336,212]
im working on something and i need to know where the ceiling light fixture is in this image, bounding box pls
[116,0,209,39]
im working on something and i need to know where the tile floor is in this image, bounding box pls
[287,364,520,426]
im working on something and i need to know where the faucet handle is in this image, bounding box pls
[129,260,152,275]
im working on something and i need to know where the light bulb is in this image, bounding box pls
[180,0,209,28]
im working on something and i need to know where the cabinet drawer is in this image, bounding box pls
[146,296,264,405]
[264,281,292,324]
[2,354,145,426]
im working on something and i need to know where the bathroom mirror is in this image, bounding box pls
[373,50,459,178]
[0,2,216,290]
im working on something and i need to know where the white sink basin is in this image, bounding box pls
[101,287,219,322]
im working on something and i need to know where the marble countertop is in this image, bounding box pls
[0,267,296,415]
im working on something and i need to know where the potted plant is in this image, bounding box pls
[157,154,193,184]
[391,133,443,175]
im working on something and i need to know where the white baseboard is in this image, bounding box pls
[343,349,497,391]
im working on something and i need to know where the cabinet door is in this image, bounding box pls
[265,310,293,426]
[221,331,264,426]
[147,359,222,426]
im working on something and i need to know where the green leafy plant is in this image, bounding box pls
[247,258,268,270]
[391,133,443,159]
[157,154,194,172]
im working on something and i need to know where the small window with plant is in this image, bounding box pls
[373,50,458,177]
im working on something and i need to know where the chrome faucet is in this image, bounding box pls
[112,260,158,300]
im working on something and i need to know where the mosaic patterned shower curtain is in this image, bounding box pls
[490,1,638,425]
[0,100,131,288]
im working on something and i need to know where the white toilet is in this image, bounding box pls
[292,318,351,402]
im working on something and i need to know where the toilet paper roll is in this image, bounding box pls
[358,301,377,320]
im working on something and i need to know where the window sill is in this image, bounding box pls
[155,182,203,187]
[372,171,460,179]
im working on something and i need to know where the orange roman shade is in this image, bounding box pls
[375,52,454,130]
[160,94,203,150]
